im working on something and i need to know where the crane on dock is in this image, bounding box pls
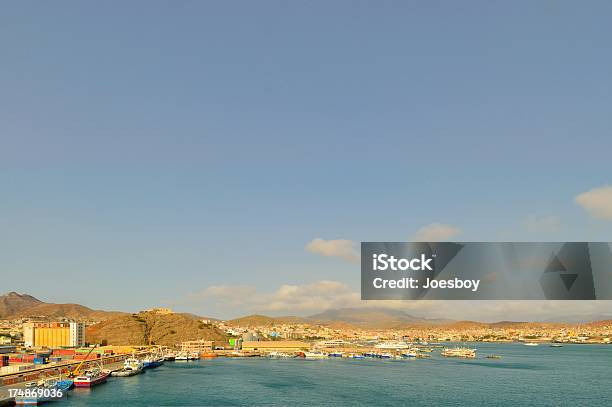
[68,344,98,378]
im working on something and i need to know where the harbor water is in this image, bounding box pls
[62,343,612,406]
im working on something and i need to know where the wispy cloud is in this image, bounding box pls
[305,238,359,263]
[411,223,462,242]
[576,186,612,220]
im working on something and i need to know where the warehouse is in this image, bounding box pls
[241,341,309,352]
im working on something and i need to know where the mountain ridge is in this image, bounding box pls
[0,292,124,321]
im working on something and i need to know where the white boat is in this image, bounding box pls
[175,352,190,361]
[400,350,418,358]
[111,357,144,377]
[303,351,328,359]
[375,341,411,349]
[266,351,293,358]
[523,342,539,347]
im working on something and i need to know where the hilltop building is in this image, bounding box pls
[146,308,173,315]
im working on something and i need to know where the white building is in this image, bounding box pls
[69,322,85,347]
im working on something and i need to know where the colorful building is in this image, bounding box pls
[23,322,86,348]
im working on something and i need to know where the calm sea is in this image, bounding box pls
[63,343,612,406]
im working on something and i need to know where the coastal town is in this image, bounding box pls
[1,293,611,405]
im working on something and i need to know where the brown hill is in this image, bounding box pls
[0,292,123,321]
[15,303,125,320]
[0,292,43,318]
[87,311,228,347]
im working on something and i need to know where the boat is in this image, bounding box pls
[163,352,176,361]
[441,347,476,359]
[550,344,563,348]
[486,354,502,359]
[142,355,164,369]
[328,352,343,358]
[375,341,411,349]
[378,353,392,359]
[74,368,110,387]
[175,352,189,361]
[266,351,293,358]
[303,351,328,359]
[349,353,365,359]
[15,379,73,405]
[523,342,539,347]
[400,351,417,358]
[111,356,144,377]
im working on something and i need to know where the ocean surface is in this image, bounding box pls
[62,343,612,406]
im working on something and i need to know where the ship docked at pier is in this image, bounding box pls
[110,356,144,377]
[73,368,110,387]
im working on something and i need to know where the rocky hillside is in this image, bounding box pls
[0,292,123,321]
[87,311,228,346]
[0,292,43,318]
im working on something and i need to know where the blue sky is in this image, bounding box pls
[2,1,612,320]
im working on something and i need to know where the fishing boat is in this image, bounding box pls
[550,344,563,348]
[111,356,144,377]
[350,353,365,359]
[486,354,502,359]
[142,355,164,369]
[328,352,343,358]
[74,368,110,387]
[523,342,539,347]
[15,379,73,405]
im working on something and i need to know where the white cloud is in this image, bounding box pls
[576,186,612,220]
[197,280,361,314]
[305,238,359,263]
[523,215,560,233]
[411,223,461,242]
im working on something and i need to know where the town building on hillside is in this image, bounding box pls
[180,339,214,353]
[146,308,174,314]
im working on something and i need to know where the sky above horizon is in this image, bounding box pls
[2,1,612,322]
